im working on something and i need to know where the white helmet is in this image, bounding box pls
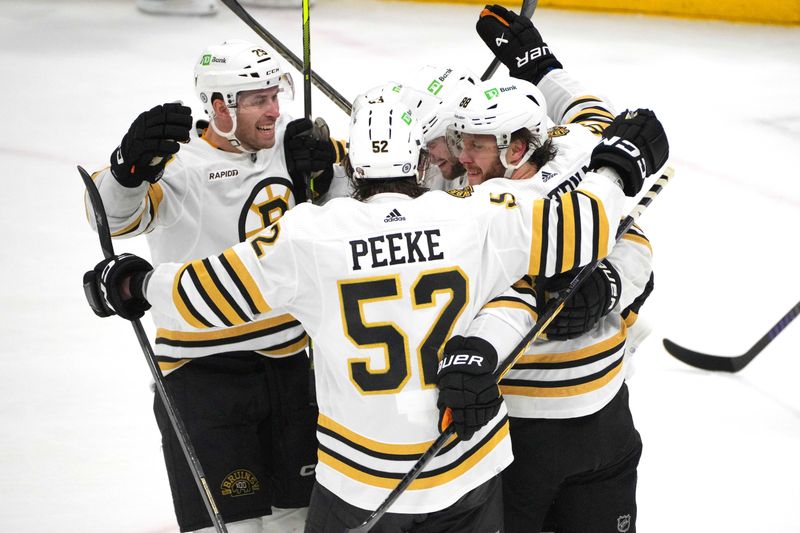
[398,65,478,143]
[194,39,294,151]
[448,77,549,176]
[347,90,426,182]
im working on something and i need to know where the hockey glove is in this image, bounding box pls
[110,103,192,188]
[83,254,153,320]
[476,4,563,85]
[537,260,622,341]
[436,336,502,441]
[589,109,669,196]
[284,117,346,201]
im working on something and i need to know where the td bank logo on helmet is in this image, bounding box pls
[484,85,518,100]
[201,54,227,66]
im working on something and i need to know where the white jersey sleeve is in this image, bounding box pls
[464,225,655,419]
[538,69,617,136]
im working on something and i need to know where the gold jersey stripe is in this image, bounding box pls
[317,421,509,490]
[501,362,623,398]
[191,259,248,326]
[623,310,639,327]
[157,358,191,372]
[173,263,210,329]
[222,249,271,314]
[256,334,309,357]
[516,322,627,364]
[622,233,653,254]
[155,313,299,341]
[560,192,576,271]
[576,190,609,261]
[318,413,457,455]
[483,300,538,322]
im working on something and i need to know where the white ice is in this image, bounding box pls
[1,0,799,531]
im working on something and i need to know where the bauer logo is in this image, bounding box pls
[201,54,212,66]
[484,88,500,100]
[221,469,261,497]
[401,112,412,125]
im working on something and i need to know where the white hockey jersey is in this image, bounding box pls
[86,115,307,368]
[465,69,656,419]
[142,173,627,513]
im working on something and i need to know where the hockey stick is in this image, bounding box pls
[480,0,538,81]
[664,299,800,372]
[78,166,229,533]
[346,167,674,533]
[302,0,312,119]
[218,0,352,115]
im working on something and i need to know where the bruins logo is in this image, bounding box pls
[221,469,261,497]
[446,186,474,198]
[238,177,296,241]
[548,125,569,138]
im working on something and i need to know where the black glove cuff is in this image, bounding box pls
[440,335,499,376]
[589,151,643,196]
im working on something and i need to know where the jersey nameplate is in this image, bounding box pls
[349,229,444,271]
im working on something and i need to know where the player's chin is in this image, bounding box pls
[465,167,485,185]
[253,130,276,149]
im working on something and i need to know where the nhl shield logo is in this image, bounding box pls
[617,514,631,532]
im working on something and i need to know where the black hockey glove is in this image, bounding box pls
[284,117,346,201]
[110,103,192,188]
[436,336,502,441]
[476,4,563,85]
[589,109,669,196]
[537,260,622,341]
[83,254,152,320]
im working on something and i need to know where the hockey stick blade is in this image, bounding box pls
[79,166,229,533]
[664,299,800,373]
[480,0,538,81]
[345,168,673,533]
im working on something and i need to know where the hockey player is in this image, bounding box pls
[83,86,667,531]
[85,39,342,533]
[444,5,664,532]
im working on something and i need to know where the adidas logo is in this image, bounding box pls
[540,171,557,183]
[384,209,405,223]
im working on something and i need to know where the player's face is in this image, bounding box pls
[427,136,465,181]
[458,133,505,185]
[235,87,281,150]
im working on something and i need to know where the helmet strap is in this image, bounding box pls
[209,106,255,154]
[500,142,537,178]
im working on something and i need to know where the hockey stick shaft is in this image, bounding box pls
[218,0,352,115]
[347,167,673,533]
[79,166,228,533]
[664,299,800,372]
[302,0,312,119]
[480,0,538,81]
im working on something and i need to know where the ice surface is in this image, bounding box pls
[1,1,799,531]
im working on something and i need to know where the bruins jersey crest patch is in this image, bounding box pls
[548,125,569,138]
[446,186,474,198]
[221,469,261,497]
[238,176,296,241]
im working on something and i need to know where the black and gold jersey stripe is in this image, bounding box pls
[316,414,509,490]
[561,95,616,136]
